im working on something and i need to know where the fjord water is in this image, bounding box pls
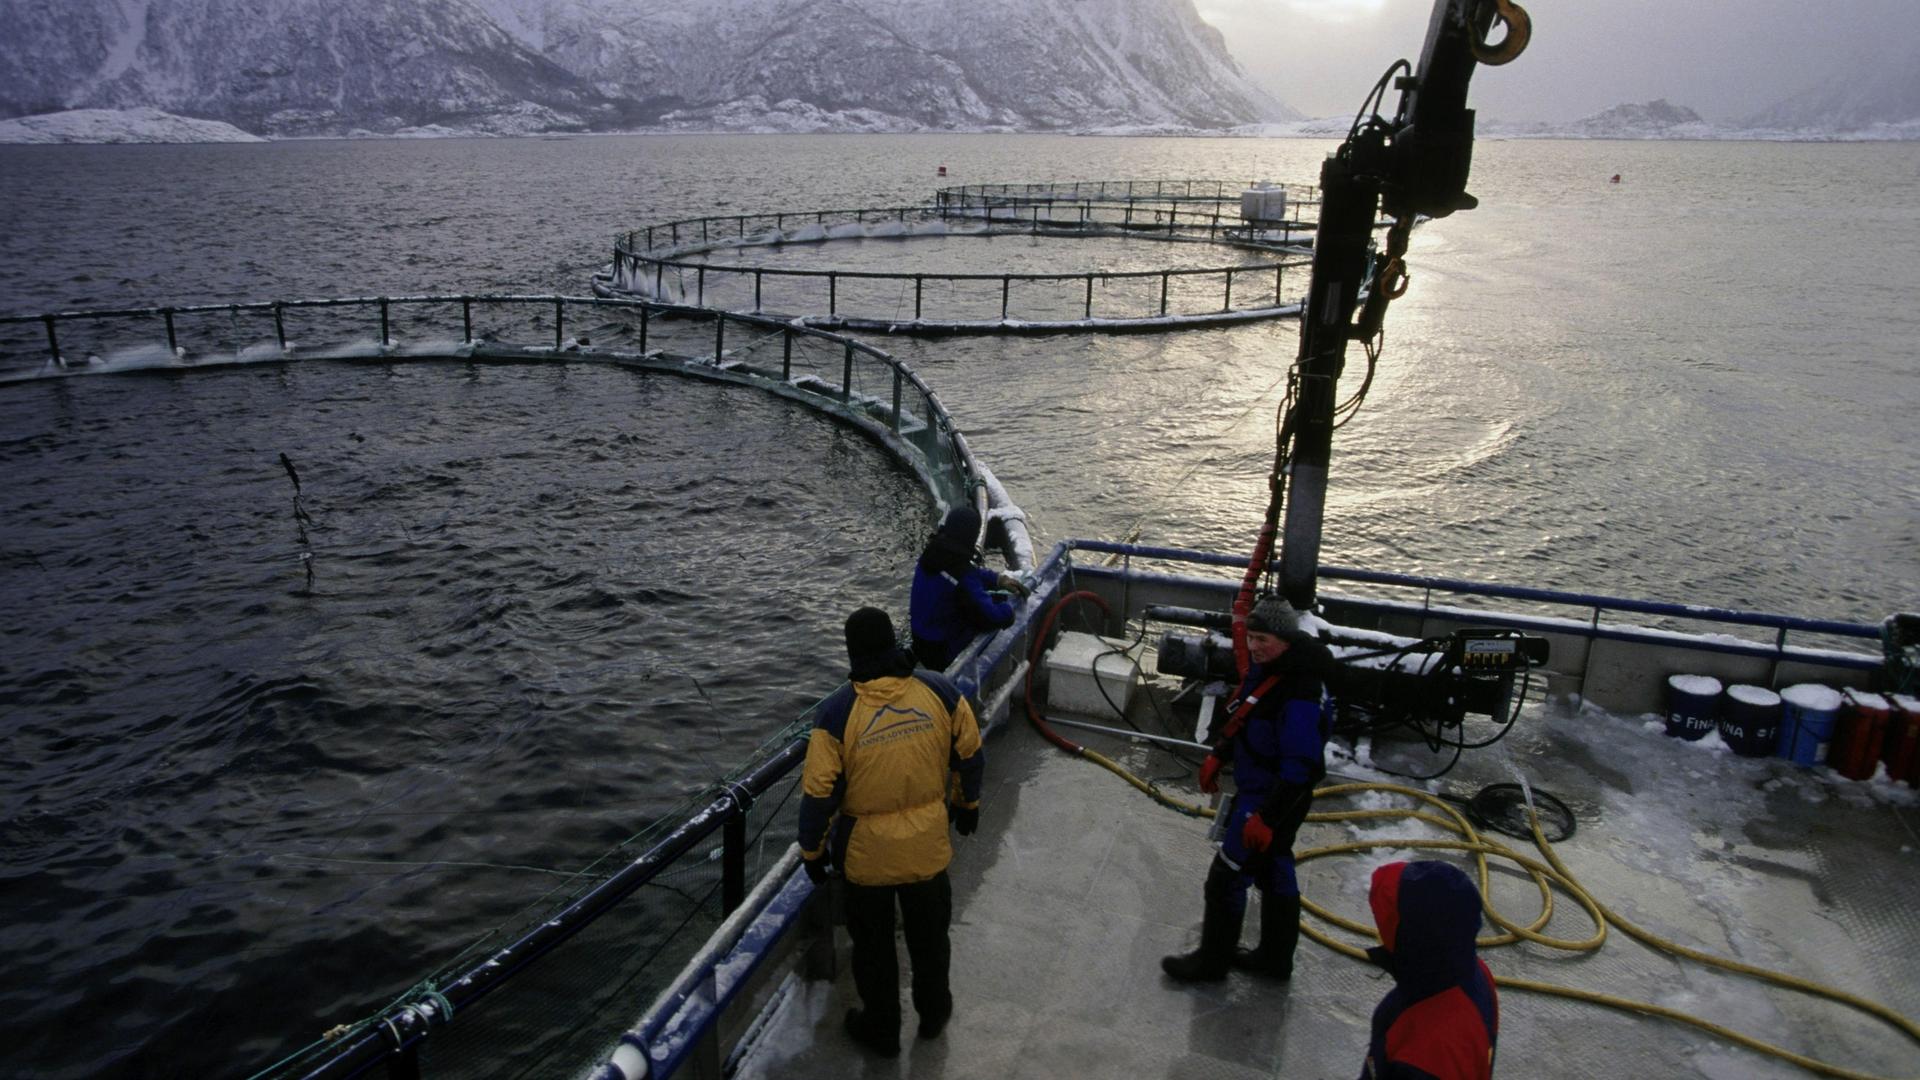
[0,134,1915,1077]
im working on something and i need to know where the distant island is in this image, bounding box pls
[0,107,265,144]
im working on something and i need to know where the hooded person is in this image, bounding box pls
[909,505,1026,671]
[1163,594,1334,983]
[1360,860,1499,1079]
[797,607,986,1057]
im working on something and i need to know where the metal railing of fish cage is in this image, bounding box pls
[0,294,1001,525]
[606,189,1324,330]
[935,196,1313,236]
[607,253,1311,329]
[244,714,818,1080]
[933,178,1320,208]
[623,200,1313,261]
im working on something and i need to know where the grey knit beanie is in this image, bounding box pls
[1246,595,1301,637]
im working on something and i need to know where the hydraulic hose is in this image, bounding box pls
[1294,782,1920,1080]
[1233,402,1296,677]
[1231,516,1276,679]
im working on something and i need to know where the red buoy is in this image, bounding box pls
[937,164,947,177]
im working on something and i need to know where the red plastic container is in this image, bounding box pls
[1885,695,1920,787]
[1833,690,1892,781]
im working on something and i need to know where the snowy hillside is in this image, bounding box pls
[470,0,1291,130]
[0,0,643,137]
[0,0,1288,138]
[0,106,263,143]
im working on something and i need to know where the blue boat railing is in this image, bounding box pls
[1062,540,1882,644]
[1059,540,1887,715]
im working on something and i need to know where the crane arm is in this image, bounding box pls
[1274,0,1530,610]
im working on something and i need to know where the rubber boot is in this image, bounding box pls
[842,1008,901,1058]
[1161,864,1245,983]
[1233,891,1301,979]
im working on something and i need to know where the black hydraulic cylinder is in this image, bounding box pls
[1280,151,1381,610]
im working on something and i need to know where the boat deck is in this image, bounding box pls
[733,667,1920,1080]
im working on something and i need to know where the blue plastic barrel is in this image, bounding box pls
[1778,684,1842,766]
[1665,674,1722,740]
[1722,685,1783,757]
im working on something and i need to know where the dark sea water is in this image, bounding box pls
[1,133,1917,1077]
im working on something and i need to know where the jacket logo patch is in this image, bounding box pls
[861,704,936,746]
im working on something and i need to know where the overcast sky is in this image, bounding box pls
[1198,0,1916,123]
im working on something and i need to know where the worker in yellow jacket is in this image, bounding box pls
[798,606,986,1058]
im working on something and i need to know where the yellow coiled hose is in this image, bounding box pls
[1068,748,1919,1080]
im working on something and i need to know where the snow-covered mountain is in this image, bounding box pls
[1745,62,1920,135]
[469,0,1289,130]
[0,0,647,137]
[0,0,1289,138]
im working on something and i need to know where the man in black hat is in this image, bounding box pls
[797,606,986,1057]
[1162,595,1334,984]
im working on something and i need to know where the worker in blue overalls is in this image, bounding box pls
[908,505,1025,671]
[1163,595,1333,983]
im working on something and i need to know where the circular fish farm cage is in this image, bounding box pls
[594,179,1333,334]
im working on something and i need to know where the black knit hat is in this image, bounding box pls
[1246,595,1301,637]
[920,505,983,576]
[936,505,981,547]
[845,606,899,667]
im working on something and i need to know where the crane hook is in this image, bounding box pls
[1472,0,1531,66]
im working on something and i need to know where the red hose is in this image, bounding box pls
[1232,518,1276,679]
[1237,406,1296,678]
[1024,589,1114,754]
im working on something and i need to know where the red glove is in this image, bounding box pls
[1197,754,1223,794]
[1241,812,1274,853]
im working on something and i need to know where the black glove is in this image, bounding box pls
[950,803,980,836]
[802,855,829,885]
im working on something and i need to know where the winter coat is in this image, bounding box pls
[908,506,1014,668]
[1214,635,1334,800]
[1212,635,1333,890]
[1360,861,1499,1080]
[797,669,984,886]
[910,562,1015,668]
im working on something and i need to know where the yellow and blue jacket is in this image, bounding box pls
[797,669,984,886]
